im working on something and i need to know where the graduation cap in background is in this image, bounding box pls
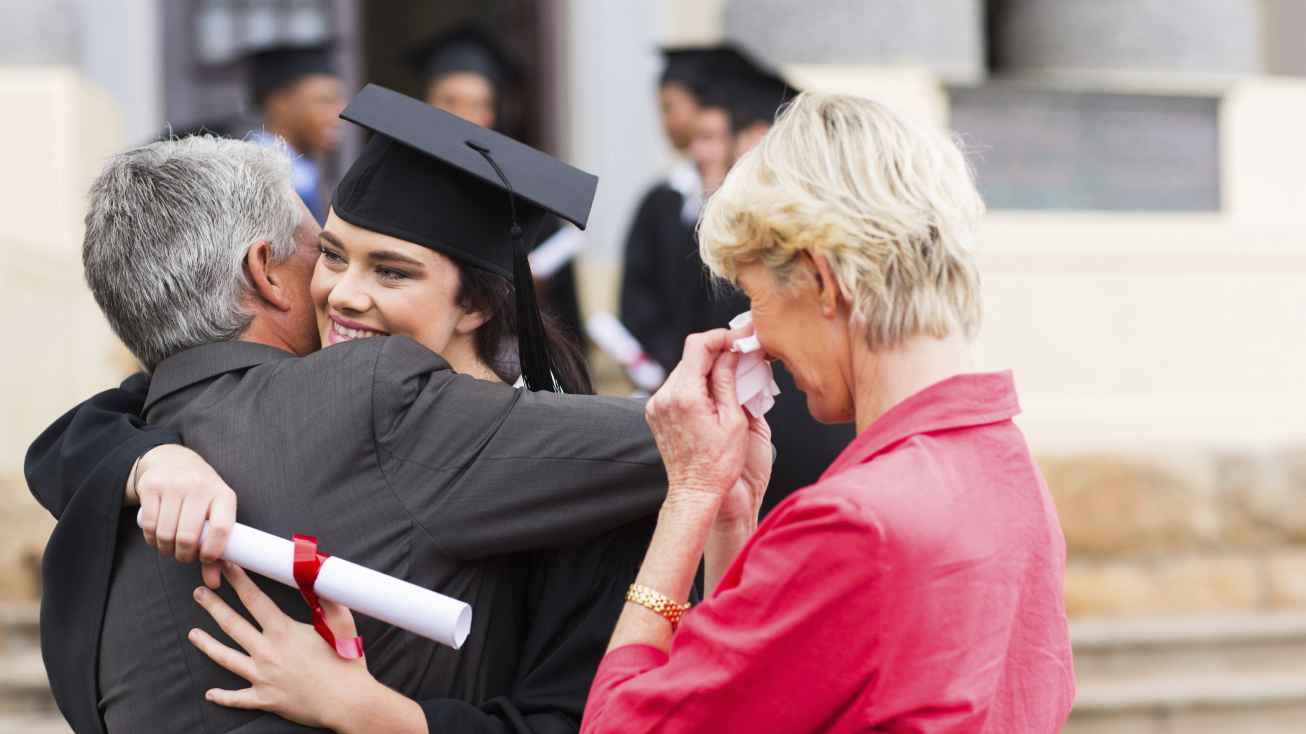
[333,84,598,391]
[658,44,764,96]
[248,42,338,106]
[402,24,522,92]
[690,45,798,133]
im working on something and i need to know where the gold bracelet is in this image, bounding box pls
[626,583,691,629]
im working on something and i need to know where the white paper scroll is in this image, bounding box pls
[586,312,667,392]
[730,312,781,417]
[140,514,472,649]
[528,225,585,280]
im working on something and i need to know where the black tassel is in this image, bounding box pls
[512,237,557,391]
[466,139,558,392]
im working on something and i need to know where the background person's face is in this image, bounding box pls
[736,260,855,424]
[658,81,700,152]
[427,72,497,128]
[310,210,485,367]
[689,106,732,194]
[284,74,345,155]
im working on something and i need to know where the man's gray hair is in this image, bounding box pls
[83,135,302,371]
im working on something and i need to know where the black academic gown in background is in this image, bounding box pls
[26,340,663,733]
[619,183,716,373]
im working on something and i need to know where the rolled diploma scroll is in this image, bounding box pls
[729,312,781,417]
[528,225,585,280]
[586,312,667,391]
[139,513,472,649]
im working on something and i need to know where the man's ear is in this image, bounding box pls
[245,241,292,312]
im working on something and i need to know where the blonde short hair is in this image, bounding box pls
[698,92,985,351]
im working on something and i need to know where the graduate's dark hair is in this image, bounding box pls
[457,267,593,395]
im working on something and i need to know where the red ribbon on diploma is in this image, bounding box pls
[292,534,365,659]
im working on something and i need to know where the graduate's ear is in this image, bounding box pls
[245,241,294,312]
[453,305,490,335]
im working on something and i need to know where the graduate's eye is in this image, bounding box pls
[376,266,410,282]
[319,245,345,265]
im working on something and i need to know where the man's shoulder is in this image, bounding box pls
[264,336,450,382]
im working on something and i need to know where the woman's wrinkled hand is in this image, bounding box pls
[130,444,237,589]
[715,414,774,530]
[188,561,374,731]
[645,329,749,501]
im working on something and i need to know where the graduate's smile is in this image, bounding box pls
[326,313,387,345]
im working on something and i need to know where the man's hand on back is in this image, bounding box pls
[127,444,237,589]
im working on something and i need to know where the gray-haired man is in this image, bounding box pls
[28,132,664,732]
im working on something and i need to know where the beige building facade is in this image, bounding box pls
[1,1,1304,730]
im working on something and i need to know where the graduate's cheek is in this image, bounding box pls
[310,258,338,343]
[371,265,463,357]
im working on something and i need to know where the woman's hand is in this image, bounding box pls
[129,444,237,589]
[645,330,750,501]
[188,562,389,732]
[715,414,774,529]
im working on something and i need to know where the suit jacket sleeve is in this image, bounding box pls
[371,336,666,560]
[25,373,179,519]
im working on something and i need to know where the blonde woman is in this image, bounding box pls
[581,93,1076,732]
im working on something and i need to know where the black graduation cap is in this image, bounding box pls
[333,84,598,391]
[691,45,797,133]
[248,43,337,106]
[659,47,710,93]
[402,24,521,91]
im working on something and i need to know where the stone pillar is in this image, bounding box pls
[991,0,1265,77]
[723,0,985,84]
[0,69,130,600]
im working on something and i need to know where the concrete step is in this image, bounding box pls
[1073,613,1306,683]
[1067,614,1306,734]
[0,649,56,715]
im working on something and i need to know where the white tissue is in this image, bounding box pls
[729,312,780,417]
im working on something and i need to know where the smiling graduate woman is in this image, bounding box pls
[24,85,659,734]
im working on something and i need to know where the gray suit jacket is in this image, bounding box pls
[98,337,664,732]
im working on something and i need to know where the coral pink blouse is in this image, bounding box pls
[582,372,1075,733]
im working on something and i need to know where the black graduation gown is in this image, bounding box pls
[618,182,717,373]
[26,376,655,733]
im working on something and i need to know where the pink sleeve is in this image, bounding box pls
[580,496,883,734]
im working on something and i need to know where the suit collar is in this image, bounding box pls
[145,341,295,413]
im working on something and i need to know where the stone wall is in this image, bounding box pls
[0,478,53,601]
[1047,450,1306,617]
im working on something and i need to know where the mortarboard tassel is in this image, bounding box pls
[468,141,559,392]
[511,236,559,392]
